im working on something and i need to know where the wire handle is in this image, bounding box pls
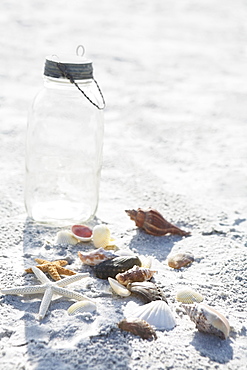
[56,62,105,110]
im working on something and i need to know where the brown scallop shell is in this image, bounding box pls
[125,208,190,236]
[118,318,157,340]
[167,252,194,269]
[116,265,157,286]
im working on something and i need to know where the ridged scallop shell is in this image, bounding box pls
[78,248,117,266]
[67,300,97,315]
[54,230,79,245]
[116,265,157,286]
[125,300,176,330]
[183,303,230,340]
[92,224,115,249]
[128,281,168,303]
[108,277,131,297]
[176,288,204,304]
[118,318,157,340]
[167,252,194,269]
[94,256,142,279]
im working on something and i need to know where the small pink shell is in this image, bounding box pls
[78,248,117,266]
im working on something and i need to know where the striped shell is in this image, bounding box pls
[67,300,96,315]
[94,256,142,279]
[128,281,168,303]
[167,252,194,269]
[108,277,131,297]
[118,318,157,340]
[183,303,230,340]
[93,224,115,249]
[116,265,157,286]
[78,248,117,266]
[55,230,79,245]
[176,288,204,304]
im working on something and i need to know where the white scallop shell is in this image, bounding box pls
[55,230,79,245]
[108,277,131,297]
[93,224,115,249]
[176,288,204,304]
[125,300,176,330]
[67,300,97,315]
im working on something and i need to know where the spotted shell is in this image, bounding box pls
[94,256,142,279]
[78,248,117,266]
[128,281,168,303]
[108,277,131,297]
[67,300,97,315]
[92,224,115,249]
[167,252,194,269]
[118,318,157,340]
[176,288,204,304]
[183,303,230,339]
[116,265,157,286]
[54,230,79,245]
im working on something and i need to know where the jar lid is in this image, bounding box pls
[44,53,93,80]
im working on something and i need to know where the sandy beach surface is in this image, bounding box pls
[0,0,247,369]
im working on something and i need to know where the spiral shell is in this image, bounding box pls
[167,252,194,269]
[118,318,157,340]
[176,288,204,304]
[183,303,230,340]
[128,281,168,303]
[92,224,115,249]
[94,256,142,279]
[116,265,157,286]
[67,301,96,315]
[78,248,117,266]
[125,208,190,236]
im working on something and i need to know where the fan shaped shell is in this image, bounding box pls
[125,300,176,330]
[176,288,204,304]
[93,224,115,249]
[67,300,96,315]
[55,230,79,245]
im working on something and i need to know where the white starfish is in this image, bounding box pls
[1,266,91,320]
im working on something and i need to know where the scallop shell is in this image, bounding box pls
[71,225,93,242]
[92,224,115,249]
[78,248,117,266]
[183,303,230,340]
[176,288,204,304]
[108,277,131,297]
[167,252,194,269]
[94,256,142,280]
[125,300,176,330]
[116,265,157,286]
[67,300,97,315]
[54,230,79,245]
[118,318,157,340]
[128,281,168,303]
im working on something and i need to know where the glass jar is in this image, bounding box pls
[25,49,105,226]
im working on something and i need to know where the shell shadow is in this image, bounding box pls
[190,331,233,364]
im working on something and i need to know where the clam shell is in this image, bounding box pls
[118,318,157,340]
[183,303,230,339]
[78,248,117,266]
[108,277,131,297]
[93,224,115,249]
[71,225,93,242]
[176,288,204,304]
[67,300,97,315]
[55,230,79,245]
[116,265,157,286]
[128,281,168,303]
[94,256,142,279]
[125,300,176,330]
[167,252,194,269]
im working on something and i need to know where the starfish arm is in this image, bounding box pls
[38,287,53,320]
[56,266,76,276]
[55,273,90,287]
[53,286,92,301]
[55,260,68,266]
[35,258,50,264]
[47,266,61,281]
[1,285,46,295]
[32,266,51,284]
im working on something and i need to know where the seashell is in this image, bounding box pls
[54,230,79,245]
[128,281,168,304]
[125,208,190,236]
[118,318,157,340]
[67,300,96,315]
[92,224,115,249]
[78,248,117,266]
[176,288,204,304]
[125,300,176,330]
[71,225,93,242]
[167,252,194,269]
[182,303,230,340]
[108,277,131,297]
[94,256,142,279]
[116,265,157,286]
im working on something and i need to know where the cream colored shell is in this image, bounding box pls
[108,277,131,297]
[67,300,97,315]
[55,230,79,245]
[176,288,204,304]
[92,224,115,249]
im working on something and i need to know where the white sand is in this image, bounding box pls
[0,0,246,369]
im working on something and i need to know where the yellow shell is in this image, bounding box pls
[67,301,97,315]
[176,288,204,304]
[92,224,115,249]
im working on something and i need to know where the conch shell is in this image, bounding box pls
[78,248,117,266]
[125,208,190,236]
[116,265,156,286]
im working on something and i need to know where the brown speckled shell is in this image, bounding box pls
[128,281,168,304]
[118,318,157,340]
[94,256,142,279]
[125,208,190,236]
[116,265,156,286]
[167,252,194,269]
